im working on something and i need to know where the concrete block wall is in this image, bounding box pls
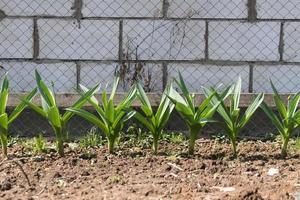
[0,0,300,94]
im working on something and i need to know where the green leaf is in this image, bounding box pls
[156,97,173,124]
[0,113,8,130]
[261,102,285,134]
[137,83,152,110]
[203,87,232,127]
[116,85,137,112]
[47,106,62,129]
[122,110,136,122]
[66,108,109,134]
[238,93,264,129]
[102,87,108,110]
[175,72,194,111]
[201,100,221,120]
[8,88,38,124]
[293,110,300,124]
[77,84,106,122]
[111,110,126,129]
[288,92,300,117]
[0,75,9,115]
[141,104,153,117]
[19,97,47,118]
[197,91,215,113]
[156,84,174,123]
[167,85,187,106]
[158,106,173,130]
[35,70,56,108]
[79,84,100,106]
[231,77,241,112]
[270,81,287,119]
[109,76,120,101]
[198,118,219,125]
[106,100,115,124]
[63,83,100,123]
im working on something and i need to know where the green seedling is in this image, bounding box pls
[33,133,46,153]
[167,72,226,155]
[67,76,137,153]
[0,74,37,157]
[134,83,174,154]
[204,77,264,157]
[261,81,300,157]
[21,70,99,156]
[79,127,104,148]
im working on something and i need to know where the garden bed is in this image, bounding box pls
[0,138,299,200]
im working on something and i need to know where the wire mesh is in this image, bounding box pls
[0,0,299,138]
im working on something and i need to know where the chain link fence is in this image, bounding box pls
[1,0,300,138]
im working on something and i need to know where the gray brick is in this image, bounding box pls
[168,64,249,93]
[80,62,163,92]
[123,20,205,60]
[0,61,77,93]
[284,22,300,62]
[38,19,119,60]
[257,0,300,19]
[0,18,33,58]
[253,65,300,93]
[209,21,280,61]
[167,0,247,18]
[82,0,162,17]
[0,0,73,16]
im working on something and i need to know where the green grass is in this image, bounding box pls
[79,127,105,148]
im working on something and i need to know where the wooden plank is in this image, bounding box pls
[6,93,291,108]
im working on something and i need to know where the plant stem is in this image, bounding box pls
[108,137,115,154]
[229,130,238,158]
[56,138,64,157]
[188,126,201,155]
[0,132,7,158]
[231,138,237,158]
[281,137,289,158]
[55,128,64,157]
[152,134,159,155]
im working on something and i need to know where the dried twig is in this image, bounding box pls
[167,162,184,171]
[11,160,31,187]
[0,158,31,187]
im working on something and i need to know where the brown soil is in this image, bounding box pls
[0,139,300,200]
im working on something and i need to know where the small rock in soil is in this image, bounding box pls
[53,172,62,178]
[236,188,264,200]
[0,180,12,191]
[32,156,45,162]
[267,168,279,176]
[81,171,90,176]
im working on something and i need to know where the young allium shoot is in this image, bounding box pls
[261,81,300,158]
[0,75,37,157]
[167,72,223,155]
[134,83,174,154]
[67,76,137,154]
[204,78,264,157]
[21,70,99,156]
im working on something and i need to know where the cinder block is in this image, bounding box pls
[80,62,163,92]
[209,21,280,61]
[167,0,247,18]
[0,0,73,16]
[284,22,300,62]
[0,61,77,93]
[0,19,33,58]
[38,19,119,60]
[168,64,249,92]
[253,65,300,93]
[257,0,300,19]
[82,0,162,17]
[123,20,205,60]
